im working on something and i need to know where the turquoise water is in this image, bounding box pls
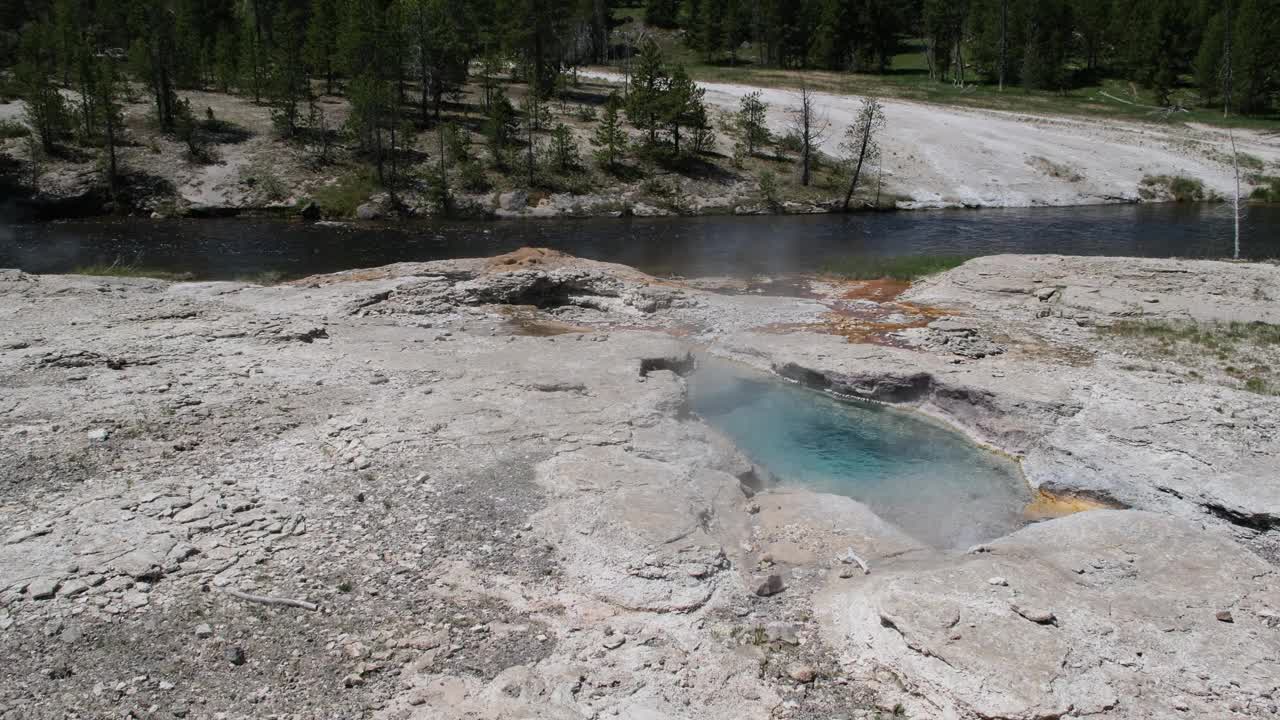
[688,362,1031,549]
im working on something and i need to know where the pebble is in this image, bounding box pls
[1216,610,1234,623]
[987,577,1008,587]
[224,646,246,666]
[87,428,110,442]
[194,623,213,639]
[602,636,626,650]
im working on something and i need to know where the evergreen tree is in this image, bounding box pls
[1021,0,1072,90]
[645,0,680,27]
[305,0,341,95]
[128,0,181,130]
[736,90,770,156]
[16,19,72,154]
[592,91,628,171]
[268,9,310,138]
[840,96,885,210]
[1231,0,1280,114]
[626,38,669,146]
[664,66,706,155]
[407,0,475,125]
[91,45,126,197]
[550,123,580,170]
[485,88,519,168]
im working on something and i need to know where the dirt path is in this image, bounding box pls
[585,70,1280,209]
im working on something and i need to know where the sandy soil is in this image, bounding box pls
[586,70,1280,209]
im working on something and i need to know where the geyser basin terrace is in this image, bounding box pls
[689,359,1030,549]
[2,250,1278,720]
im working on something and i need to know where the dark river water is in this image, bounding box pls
[3,203,1278,279]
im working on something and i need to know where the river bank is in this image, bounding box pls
[2,249,1278,719]
[3,70,1278,223]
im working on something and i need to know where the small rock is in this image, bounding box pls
[602,636,626,650]
[1216,610,1234,623]
[224,646,246,666]
[787,664,817,683]
[87,428,109,442]
[343,673,365,688]
[194,623,213,639]
[987,577,1008,587]
[754,574,785,597]
[124,591,149,609]
[28,577,61,600]
[1011,603,1056,625]
[353,456,372,470]
[355,203,381,221]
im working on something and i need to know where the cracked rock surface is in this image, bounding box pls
[1,249,1278,719]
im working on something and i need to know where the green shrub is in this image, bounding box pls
[1139,175,1207,202]
[758,169,781,211]
[1248,175,1280,203]
[313,168,378,216]
[458,161,491,193]
[0,119,30,138]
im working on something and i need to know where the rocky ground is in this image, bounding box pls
[584,70,1280,209]
[2,249,1278,719]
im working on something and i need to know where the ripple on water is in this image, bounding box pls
[688,361,1032,549]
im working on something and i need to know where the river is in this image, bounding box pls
[3,203,1278,280]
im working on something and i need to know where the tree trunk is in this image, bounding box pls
[842,131,870,212]
[998,0,1007,91]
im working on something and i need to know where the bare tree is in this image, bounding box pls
[1229,127,1242,260]
[789,84,829,187]
[840,97,886,211]
[1222,0,1234,117]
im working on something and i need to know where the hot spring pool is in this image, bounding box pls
[688,362,1032,549]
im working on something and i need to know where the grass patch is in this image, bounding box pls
[1138,174,1209,202]
[313,167,378,218]
[0,119,30,139]
[72,263,195,281]
[821,255,971,281]
[1102,319,1280,346]
[1102,319,1280,395]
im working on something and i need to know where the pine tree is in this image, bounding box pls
[626,38,668,147]
[305,0,341,95]
[17,19,72,154]
[664,65,706,155]
[736,91,770,156]
[268,9,309,138]
[840,96,885,211]
[550,123,580,170]
[1022,0,1072,90]
[1232,0,1279,114]
[407,0,475,125]
[592,91,628,172]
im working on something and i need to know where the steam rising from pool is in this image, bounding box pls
[689,361,1031,549]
